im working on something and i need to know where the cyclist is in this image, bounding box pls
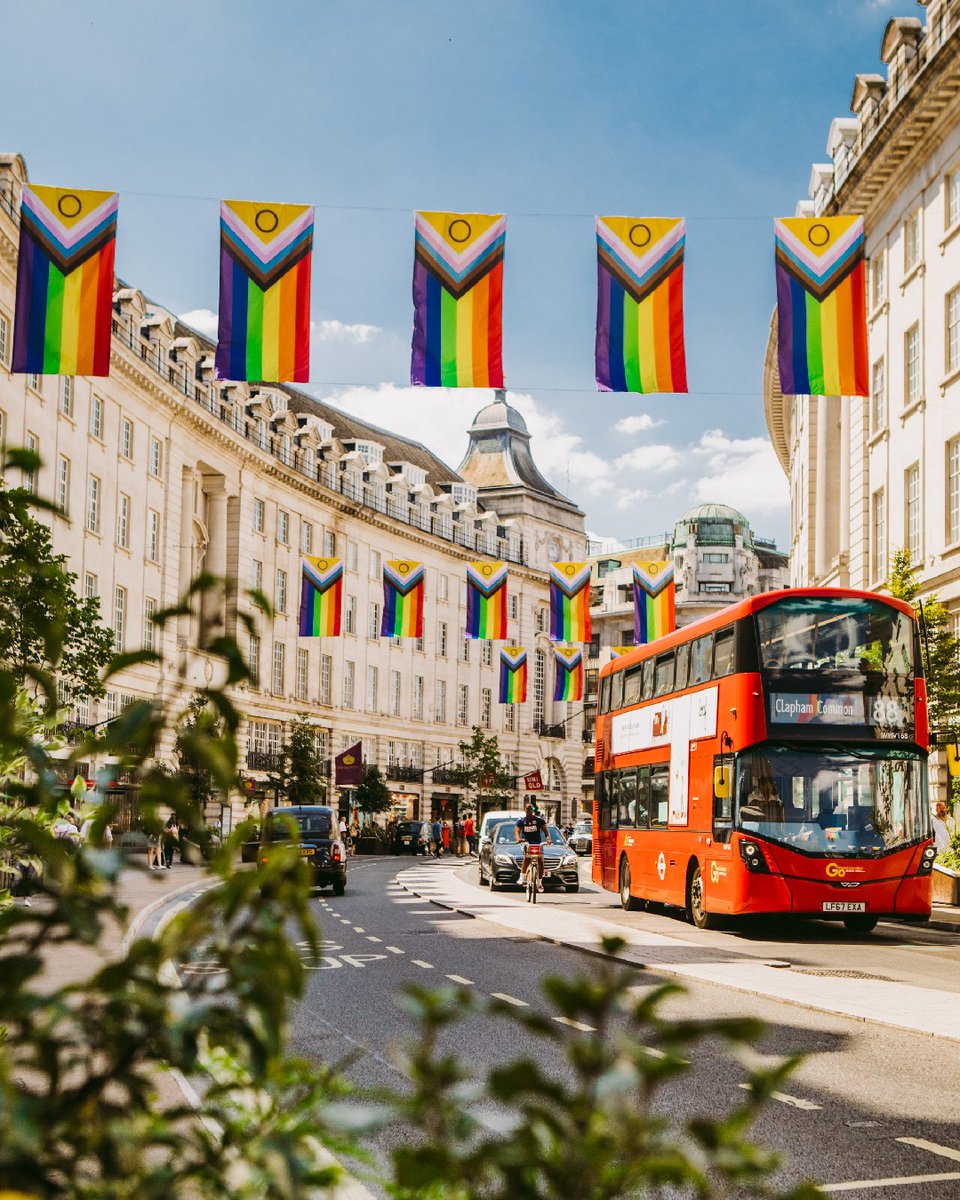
[515,804,548,893]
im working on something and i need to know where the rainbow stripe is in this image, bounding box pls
[466,561,508,640]
[216,199,313,383]
[299,557,343,637]
[411,210,505,388]
[381,560,425,638]
[13,185,117,377]
[549,562,591,644]
[595,217,687,394]
[775,216,868,397]
[633,562,676,645]
[499,647,528,704]
[553,647,584,702]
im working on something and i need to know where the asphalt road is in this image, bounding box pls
[286,853,960,1198]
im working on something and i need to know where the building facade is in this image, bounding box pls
[0,153,586,827]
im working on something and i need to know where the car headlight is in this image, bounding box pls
[494,854,515,865]
[561,853,577,866]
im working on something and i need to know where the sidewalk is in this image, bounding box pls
[927,902,960,932]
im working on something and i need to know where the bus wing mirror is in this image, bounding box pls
[948,744,960,779]
[714,765,731,799]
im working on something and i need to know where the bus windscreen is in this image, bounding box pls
[755,597,913,676]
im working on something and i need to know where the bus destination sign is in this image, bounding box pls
[770,692,912,739]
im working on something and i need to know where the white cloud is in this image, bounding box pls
[690,428,789,514]
[178,307,218,339]
[612,444,683,474]
[614,487,652,511]
[614,414,665,435]
[313,319,381,344]
[508,392,615,498]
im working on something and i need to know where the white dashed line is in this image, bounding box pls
[738,1084,821,1111]
[412,960,434,969]
[446,974,475,986]
[643,1046,690,1064]
[366,936,382,943]
[552,1016,596,1032]
[896,1138,960,1163]
[340,919,351,924]
[352,927,365,933]
[821,1172,960,1193]
[386,946,404,955]
[491,993,528,1007]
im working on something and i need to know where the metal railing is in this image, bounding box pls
[536,722,566,740]
[388,765,424,783]
[246,750,282,772]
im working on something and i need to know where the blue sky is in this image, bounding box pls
[7,0,915,548]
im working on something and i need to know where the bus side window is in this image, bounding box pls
[599,675,611,714]
[607,772,620,829]
[636,765,651,827]
[597,772,613,831]
[623,666,642,708]
[713,754,733,842]
[713,629,735,677]
[654,653,675,696]
[690,634,713,684]
[641,658,655,700]
[618,768,637,827]
[611,671,625,711]
[675,642,690,690]
[650,764,669,827]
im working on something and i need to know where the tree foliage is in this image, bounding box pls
[269,713,327,807]
[173,693,227,813]
[457,725,514,802]
[889,548,960,732]
[352,763,391,815]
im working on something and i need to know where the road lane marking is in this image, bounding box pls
[390,898,423,904]
[352,927,365,933]
[366,936,382,943]
[340,919,351,924]
[553,1016,596,1032]
[821,1172,960,1193]
[643,1046,690,1064]
[491,993,528,1007]
[446,974,475,986]
[738,1084,821,1111]
[386,946,404,954]
[411,959,434,969]
[896,1138,960,1162]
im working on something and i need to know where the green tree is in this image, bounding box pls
[353,763,391,816]
[0,484,114,702]
[458,725,514,808]
[270,713,326,806]
[173,693,225,813]
[889,548,960,732]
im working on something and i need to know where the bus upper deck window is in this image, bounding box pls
[676,642,691,690]
[611,671,625,710]
[655,654,675,696]
[690,634,713,684]
[598,675,611,714]
[623,666,642,707]
[713,630,735,677]
[641,658,655,700]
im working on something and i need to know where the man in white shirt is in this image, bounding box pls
[932,801,951,854]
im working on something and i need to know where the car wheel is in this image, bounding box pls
[842,914,879,934]
[478,864,489,886]
[333,881,346,897]
[619,858,643,911]
[565,883,580,894]
[489,876,501,892]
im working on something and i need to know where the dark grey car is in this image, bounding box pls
[478,821,579,893]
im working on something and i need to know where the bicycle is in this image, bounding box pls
[521,843,544,904]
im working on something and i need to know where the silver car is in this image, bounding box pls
[568,820,593,856]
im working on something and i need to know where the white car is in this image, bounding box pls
[477,809,524,850]
[568,820,593,856]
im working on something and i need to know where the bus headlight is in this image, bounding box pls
[738,839,770,874]
[917,845,937,875]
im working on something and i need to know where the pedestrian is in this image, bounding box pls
[339,815,349,855]
[463,812,476,855]
[79,811,114,850]
[441,820,451,854]
[145,829,162,870]
[162,815,179,868]
[455,816,466,857]
[933,800,951,853]
[350,815,360,855]
[53,811,81,848]
[431,817,442,858]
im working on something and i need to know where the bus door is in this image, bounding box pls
[643,762,671,900]
[596,771,619,892]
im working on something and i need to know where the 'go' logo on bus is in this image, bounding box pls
[825,862,865,879]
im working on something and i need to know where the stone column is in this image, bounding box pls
[814,398,828,580]
[202,476,228,637]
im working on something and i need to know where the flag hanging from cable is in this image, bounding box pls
[549,562,591,643]
[381,560,425,638]
[553,646,584,702]
[299,557,343,637]
[499,646,528,703]
[465,561,508,639]
[633,561,676,644]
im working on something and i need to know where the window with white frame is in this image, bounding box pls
[457,684,469,726]
[27,373,40,392]
[871,357,886,432]
[347,541,358,572]
[252,559,263,593]
[904,211,921,273]
[296,647,309,701]
[368,601,381,638]
[147,509,160,561]
[905,324,921,405]
[481,687,492,729]
[390,669,401,717]
[119,415,133,459]
[104,691,118,722]
[415,634,424,652]
[277,510,289,544]
[149,436,163,477]
[343,660,356,708]
[948,171,960,230]
[366,665,378,712]
[871,488,886,582]
[24,432,37,491]
[272,641,285,694]
[410,743,422,769]
[320,654,333,704]
[56,455,70,515]
[949,438,960,545]
[248,634,260,685]
[535,606,546,633]
[84,572,97,599]
[534,648,546,728]
[59,377,73,418]
[905,463,921,560]
[438,573,449,601]
[344,594,357,634]
[117,494,130,548]
[113,586,126,652]
[435,679,447,723]
[504,704,515,732]
[871,253,886,308]
[276,568,287,614]
[86,476,101,533]
[143,597,156,651]
[438,621,448,657]
[459,637,470,663]
[323,529,336,556]
[508,594,518,620]
[253,498,265,533]
[947,286,960,375]
[482,641,493,667]
[90,394,103,439]
[250,720,282,755]
[301,520,313,553]
[412,675,424,720]
[369,549,381,579]
[0,314,7,365]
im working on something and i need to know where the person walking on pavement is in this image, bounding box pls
[463,812,476,855]
[431,817,442,858]
[455,816,466,858]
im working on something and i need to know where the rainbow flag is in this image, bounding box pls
[299,557,343,637]
[549,562,592,644]
[499,647,528,704]
[553,647,584,702]
[595,217,687,394]
[13,185,118,376]
[775,216,868,397]
[633,561,676,645]
[466,561,508,639]
[381,560,425,638]
[216,199,314,383]
[411,210,505,388]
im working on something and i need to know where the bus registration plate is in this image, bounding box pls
[821,901,865,913]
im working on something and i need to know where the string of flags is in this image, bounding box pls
[10,185,869,398]
[298,556,677,704]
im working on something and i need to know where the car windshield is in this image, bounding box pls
[734,745,928,855]
[494,822,566,845]
[573,822,591,834]
[266,812,332,840]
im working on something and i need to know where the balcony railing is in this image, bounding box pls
[582,729,594,745]
[537,722,566,740]
[431,767,467,786]
[583,756,595,777]
[388,765,424,783]
[54,720,95,745]
[246,750,282,772]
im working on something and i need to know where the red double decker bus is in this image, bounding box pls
[592,588,935,933]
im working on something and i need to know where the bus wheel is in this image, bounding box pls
[688,865,721,930]
[843,914,879,935]
[619,859,643,912]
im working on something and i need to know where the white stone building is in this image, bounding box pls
[0,152,586,828]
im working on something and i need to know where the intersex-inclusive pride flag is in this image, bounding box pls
[298,556,343,637]
[499,646,528,704]
[610,646,634,659]
[381,560,425,638]
[465,561,508,640]
[549,562,592,644]
[411,210,505,388]
[595,217,687,394]
[216,199,314,383]
[553,646,584,702]
[13,185,118,376]
[633,561,676,645]
[775,216,868,397]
